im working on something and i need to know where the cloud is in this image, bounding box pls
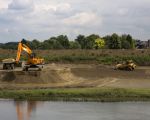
[35,3,71,12]
[0,0,11,9]
[8,0,34,11]
[63,12,102,27]
[117,8,128,16]
[0,0,150,42]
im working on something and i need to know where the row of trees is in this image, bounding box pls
[104,33,135,49]
[0,33,135,50]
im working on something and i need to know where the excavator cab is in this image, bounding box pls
[30,53,36,58]
[21,39,27,44]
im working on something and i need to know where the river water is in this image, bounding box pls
[0,100,150,120]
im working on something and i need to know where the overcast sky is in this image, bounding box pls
[0,0,150,42]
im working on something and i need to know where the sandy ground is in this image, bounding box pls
[0,63,150,89]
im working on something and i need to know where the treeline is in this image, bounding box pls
[0,33,136,50]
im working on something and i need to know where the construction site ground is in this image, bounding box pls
[0,63,150,89]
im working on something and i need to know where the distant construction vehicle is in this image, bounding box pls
[115,60,136,71]
[2,39,44,71]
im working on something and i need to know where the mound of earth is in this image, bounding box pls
[0,64,150,89]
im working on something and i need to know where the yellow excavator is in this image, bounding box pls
[2,39,44,71]
[115,60,136,71]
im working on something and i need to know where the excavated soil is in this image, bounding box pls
[0,63,150,89]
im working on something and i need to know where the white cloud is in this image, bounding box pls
[8,0,34,10]
[117,8,128,16]
[0,0,150,42]
[63,12,102,26]
[56,3,71,12]
[35,3,71,12]
[0,0,11,9]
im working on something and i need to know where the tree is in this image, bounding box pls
[75,35,86,49]
[56,35,70,49]
[121,34,130,49]
[42,37,63,49]
[126,34,135,49]
[69,41,81,49]
[94,38,105,49]
[85,34,100,49]
[0,34,137,50]
[121,34,135,49]
[31,39,41,49]
[53,40,64,49]
[1,42,18,49]
[41,40,53,49]
[103,35,111,49]
[108,33,121,49]
[121,40,131,49]
[42,37,57,49]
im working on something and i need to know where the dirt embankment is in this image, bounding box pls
[0,64,150,89]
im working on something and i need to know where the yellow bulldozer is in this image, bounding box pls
[2,39,44,71]
[115,60,136,71]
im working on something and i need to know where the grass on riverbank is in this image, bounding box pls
[1,88,150,102]
[44,55,150,65]
[40,49,150,65]
[1,49,150,65]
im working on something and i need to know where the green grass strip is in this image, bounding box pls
[0,88,150,102]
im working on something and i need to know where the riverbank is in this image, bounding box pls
[1,88,150,102]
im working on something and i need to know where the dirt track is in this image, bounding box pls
[0,63,150,89]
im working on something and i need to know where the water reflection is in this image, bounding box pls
[14,101,39,120]
[0,101,150,120]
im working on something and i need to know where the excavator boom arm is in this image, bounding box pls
[16,41,32,63]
